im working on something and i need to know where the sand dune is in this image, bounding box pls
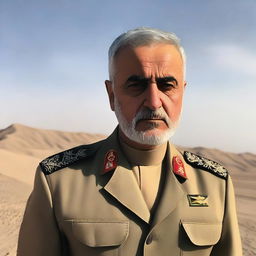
[0,174,31,256]
[0,123,105,158]
[0,124,255,256]
[0,124,105,186]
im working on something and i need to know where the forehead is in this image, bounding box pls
[113,44,183,79]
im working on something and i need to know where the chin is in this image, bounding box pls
[125,127,176,146]
[139,126,167,134]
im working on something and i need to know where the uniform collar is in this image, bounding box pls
[97,127,188,225]
[100,126,188,181]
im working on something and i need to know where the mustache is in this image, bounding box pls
[133,107,171,127]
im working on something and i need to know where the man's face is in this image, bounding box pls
[106,44,186,148]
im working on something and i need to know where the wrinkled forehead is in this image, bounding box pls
[112,44,184,80]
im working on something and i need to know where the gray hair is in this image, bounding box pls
[108,27,186,80]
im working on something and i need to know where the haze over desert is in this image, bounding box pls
[0,124,255,256]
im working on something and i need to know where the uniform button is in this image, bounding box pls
[146,234,153,244]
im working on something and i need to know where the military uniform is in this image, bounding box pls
[17,128,242,256]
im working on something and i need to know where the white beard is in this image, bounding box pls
[114,99,179,146]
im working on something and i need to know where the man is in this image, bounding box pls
[18,27,242,256]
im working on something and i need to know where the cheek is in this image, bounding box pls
[164,92,184,122]
[117,97,139,122]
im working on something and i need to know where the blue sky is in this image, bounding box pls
[1,0,256,153]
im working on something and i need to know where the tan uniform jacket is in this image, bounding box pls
[17,128,242,256]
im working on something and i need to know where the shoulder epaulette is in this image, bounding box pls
[183,151,228,180]
[40,143,100,175]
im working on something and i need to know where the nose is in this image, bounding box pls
[143,83,162,110]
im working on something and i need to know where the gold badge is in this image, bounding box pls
[187,195,209,207]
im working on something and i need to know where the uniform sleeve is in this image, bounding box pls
[211,175,243,256]
[17,167,62,256]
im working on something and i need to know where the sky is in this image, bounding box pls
[0,0,256,153]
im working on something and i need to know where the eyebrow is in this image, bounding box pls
[125,75,178,85]
[126,75,150,83]
[156,76,178,85]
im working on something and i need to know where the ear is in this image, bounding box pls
[105,80,115,111]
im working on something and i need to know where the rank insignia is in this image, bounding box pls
[103,150,118,174]
[172,156,187,179]
[187,195,209,207]
[40,143,99,175]
[184,151,228,180]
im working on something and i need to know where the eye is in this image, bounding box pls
[157,81,177,92]
[156,76,178,92]
[127,83,140,88]
[126,82,147,95]
[127,82,147,88]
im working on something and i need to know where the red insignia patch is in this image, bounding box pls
[103,150,118,174]
[172,156,187,179]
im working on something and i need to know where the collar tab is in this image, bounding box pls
[172,155,187,179]
[102,150,118,174]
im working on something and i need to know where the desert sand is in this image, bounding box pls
[0,124,255,256]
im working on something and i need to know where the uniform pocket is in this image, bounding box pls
[71,221,129,247]
[180,221,222,256]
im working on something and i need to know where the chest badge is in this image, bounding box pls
[187,195,209,207]
[172,156,187,179]
[103,150,118,174]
